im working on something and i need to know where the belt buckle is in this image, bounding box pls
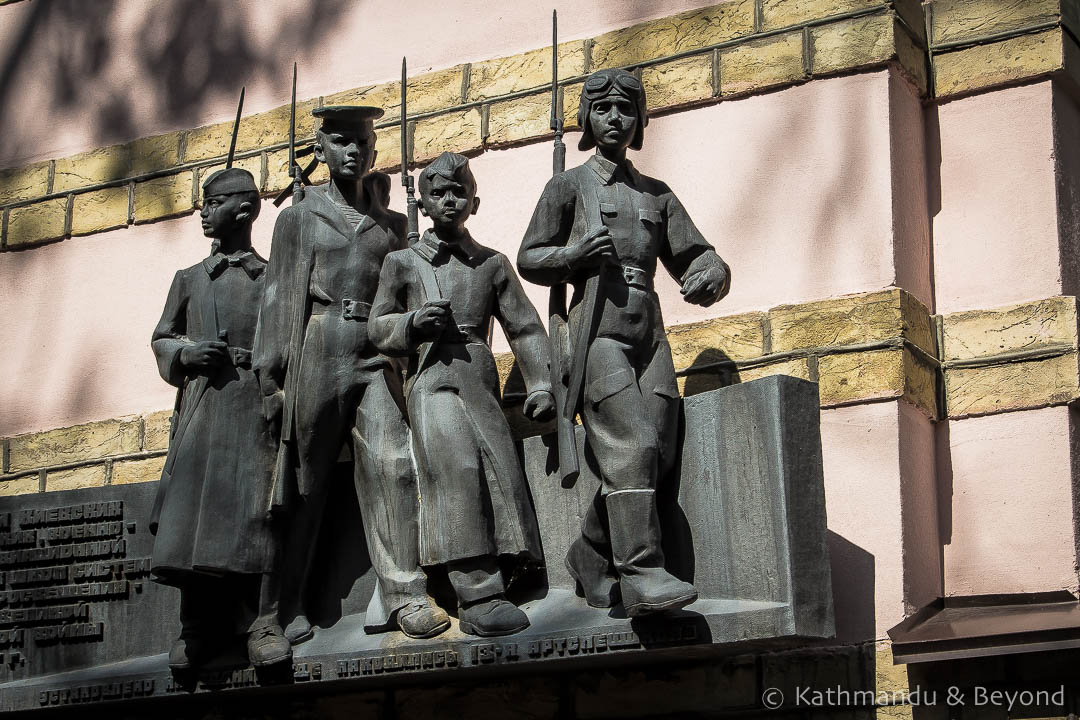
[342,299,369,321]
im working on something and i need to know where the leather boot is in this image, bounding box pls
[247,623,292,667]
[565,492,619,607]
[606,489,697,617]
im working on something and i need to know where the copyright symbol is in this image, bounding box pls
[762,688,784,709]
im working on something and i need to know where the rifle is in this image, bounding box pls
[546,9,580,486]
[401,57,420,244]
[272,63,319,207]
[225,86,244,169]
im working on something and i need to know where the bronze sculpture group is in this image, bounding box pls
[149,65,730,670]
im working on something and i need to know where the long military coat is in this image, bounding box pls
[150,252,277,581]
[369,231,548,566]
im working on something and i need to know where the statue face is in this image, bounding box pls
[588,90,638,153]
[419,173,477,231]
[200,194,247,238]
[315,124,375,180]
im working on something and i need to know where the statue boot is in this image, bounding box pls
[458,596,530,637]
[168,635,215,670]
[397,599,451,639]
[284,615,314,644]
[565,493,620,608]
[606,490,698,617]
[247,623,292,667]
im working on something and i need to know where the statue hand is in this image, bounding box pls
[180,340,229,371]
[524,389,557,422]
[411,299,451,341]
[681,262,730,307]
[566,227,616,272]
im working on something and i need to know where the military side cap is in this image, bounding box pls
[313,105,384,123]
[202,167,259,196]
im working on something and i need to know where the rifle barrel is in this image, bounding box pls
[400,57,409,186]
[226,86,245,169]
[288,62,297,170]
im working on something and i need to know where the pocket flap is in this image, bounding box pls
[653,380,680,399]
[599,202,618,216]
[585,368,633,404]
[638,208,662,224]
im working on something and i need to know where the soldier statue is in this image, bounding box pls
[150,168,291,669]
[370,152,554,637]
[252,106,449,642]
[518,68,731,617]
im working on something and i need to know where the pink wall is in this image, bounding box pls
[939,406,1080,596]
[0,0,722,168]
[821,401,939,641]
[932,81,1064,314]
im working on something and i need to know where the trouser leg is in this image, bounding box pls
[565,488,619,607]
[352,368,428,628]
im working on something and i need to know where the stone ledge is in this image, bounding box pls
[932,26,1078,99]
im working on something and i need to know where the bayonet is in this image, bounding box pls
[401,57,420,244]
[546,9,579,485]
[226,86,245,169]
[289,62,304,205]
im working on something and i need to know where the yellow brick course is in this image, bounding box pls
[70,185,129,236]
[112,456,166,486]
[53,135,180,192]
[486,95,552,147]
[811,13,897,75]
[142,411,173,452]
[46,465,107,492]
[818,348,904,406]
[133,171,195,223]
[0,475,39,497]
[467,43,587,102]
[928,0,1061,47]
[761,0,884,31]
[0,161,50,204]
[945,352,1080,417]
[720,31,806,96]
[934,28,1069,98]
[941,296,1078,361]
[8,417,141,473]
[667,313,767,369]
[7,197,68,248]
[643,55,716,111]
[412,110,483,163]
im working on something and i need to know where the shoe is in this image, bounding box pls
[606,489,698,618]
[247,624,292,667]
[458,597,530,637]
[398,600,451,639]
[168,635,212,670]
[284,614,314,645]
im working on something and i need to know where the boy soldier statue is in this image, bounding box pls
[150,168,291,669]
[370,152,555,637]
[253,106,449,642]
[518,69,731,617]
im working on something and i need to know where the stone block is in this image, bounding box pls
[466,42,586,102]
[6,197,68,248]
[412,110,483,163]
[894,19,930,93]
[945,352,1080,417]
[899,290,936,357]
[182,99,319,164]
[941,296,1078,361]
[195,154,263,204]
[396,676,561,720]
[8,417,141,472]
[770,290,911,353]
[325,66,466,122]
[811,13,897,75]
[562,81,584,130]
[934,28,1067,98]
[818,349,903,406]
[903,348,938,418]
[142,410,173,451]
[668,312,766,369]
[575,657,758,718]
[372,125,401,173]
[642,54,715,111]
[720,31,806,96]
[133,171,195,223]
[70,185,129,236]
[54,134,181,192]
[0,160,50,204]
[761,0,884,31]
[111,456,165,486]
[928,0,1060,47]
[590,0,755,70]
[486,94,551,147]
[877,706,914,720]
[0,475,39,497]
[265,148,294,194]
[46,464,108,492]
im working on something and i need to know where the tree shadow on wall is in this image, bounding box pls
[0,0,350,163]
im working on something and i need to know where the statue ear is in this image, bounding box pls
[370,149,378,167]
[471,196,480,216]
[235,201,253,224]
[419,203,429,217]
[313,142,326,164]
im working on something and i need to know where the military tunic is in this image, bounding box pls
[518,154,728,489]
